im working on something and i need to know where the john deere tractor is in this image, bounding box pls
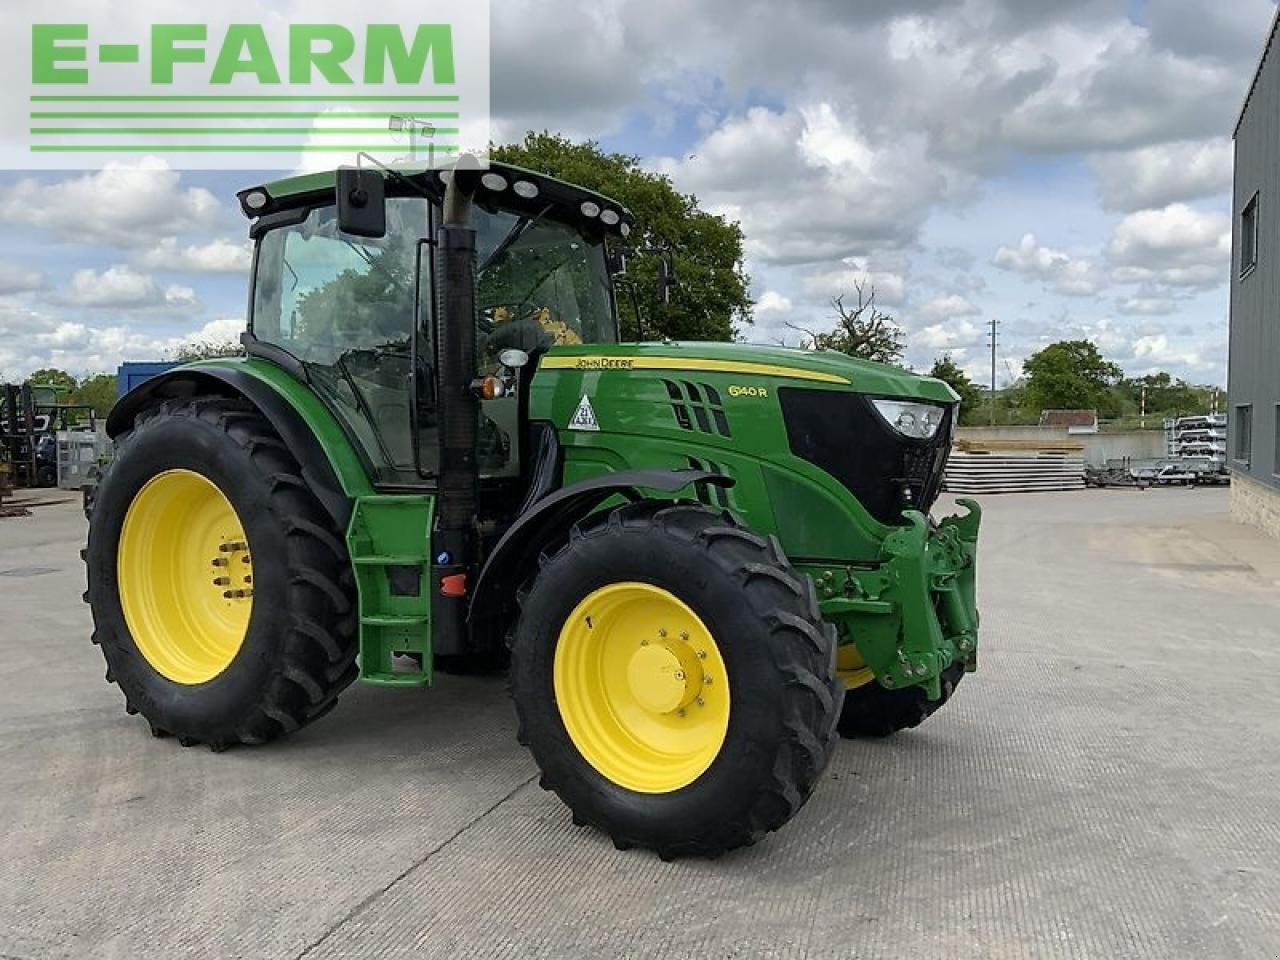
[84,161,980,858]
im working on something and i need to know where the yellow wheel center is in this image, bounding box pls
[626,644,693,714]
[117,469,253,685]
[554,583,730,794]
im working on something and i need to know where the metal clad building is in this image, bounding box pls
[1231,9,1280,537]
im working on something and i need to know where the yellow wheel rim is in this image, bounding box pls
[553,582,730,793]
[837,644,876,690]
[118,469,254,684]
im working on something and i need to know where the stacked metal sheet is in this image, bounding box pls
[944,440,1086,494]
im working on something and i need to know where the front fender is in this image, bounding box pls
[469,468,733,621]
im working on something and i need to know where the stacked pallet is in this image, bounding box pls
[945,439,1085,494]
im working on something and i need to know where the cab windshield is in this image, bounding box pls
[249,195,618,484]
[474,207,617,365]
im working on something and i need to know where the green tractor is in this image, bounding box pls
[84,161,980,858]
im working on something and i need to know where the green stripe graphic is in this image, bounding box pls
[30,144,463,152]
[31,111,460,120]
[31,127,462,136]
[30,95,460,102]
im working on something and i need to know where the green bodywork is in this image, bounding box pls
[528,341,979,698]
[184,334,981,699]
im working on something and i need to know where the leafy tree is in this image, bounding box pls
[170,340,245,362]
[788,283,905,365]
[70,374,118,416]
[1116,372,1203,419]
[492,133,752,341]
[1021,339,1122,416]
[27,367,76,394]
[929,354,983,424]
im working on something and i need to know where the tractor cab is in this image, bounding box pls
[239,164,630,490]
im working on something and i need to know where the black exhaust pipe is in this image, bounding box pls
[432,170,480,656]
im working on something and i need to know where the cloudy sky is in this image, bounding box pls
[0,0,1275,386]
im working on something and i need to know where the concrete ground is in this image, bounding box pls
[2,488,1279,959]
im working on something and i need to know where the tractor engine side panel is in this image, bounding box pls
[528,362,892,564]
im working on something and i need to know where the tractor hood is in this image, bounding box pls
[540,342,959,404]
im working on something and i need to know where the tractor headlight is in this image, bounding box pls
[871,399,945,440]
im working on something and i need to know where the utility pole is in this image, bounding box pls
[987,317,999,426]
[1140,384,1147,430]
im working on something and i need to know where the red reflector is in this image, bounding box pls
[440,573,468,597]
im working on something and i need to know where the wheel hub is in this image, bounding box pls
[625,640,704,715]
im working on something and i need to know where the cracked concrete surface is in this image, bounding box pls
[2,489,1278,959]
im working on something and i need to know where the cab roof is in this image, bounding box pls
[236,161,633,236]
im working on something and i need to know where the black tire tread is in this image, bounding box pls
[836,662,966,738]
[86,396,358,750]
[512,501,842,858]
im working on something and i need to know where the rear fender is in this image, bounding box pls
[107,365,359,528]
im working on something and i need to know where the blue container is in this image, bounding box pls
[116,362,180,399]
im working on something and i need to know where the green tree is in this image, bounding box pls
[1022,340,1122,416]
[1117,372,1203,419]
[788,283,905,365]
[492,132,752,341]
[27,367,76,394]
[170,339,245,362]
[70,373,118,416]
[929,354,983,424]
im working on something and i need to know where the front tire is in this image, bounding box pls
[85,397,358,750]
[836,663,965,738]
[510,502,842,858]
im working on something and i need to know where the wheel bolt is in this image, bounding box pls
[658,628,667,638]
[697,650,706,659]
[211,558,229,567]
[676,708,686,717]
[696,698,705,707]
[703,675,712,685]
[680,631,689,641]
[213,577,230,586]
[674,670,685,681]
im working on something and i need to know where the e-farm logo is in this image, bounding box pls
[6,4,489,170]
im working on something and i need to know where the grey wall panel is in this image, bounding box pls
[1231,26,1280,491]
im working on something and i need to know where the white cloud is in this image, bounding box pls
[0,159,223,248]
[1106,203,1231,289]
[0,306,241,380]
[1117,296,1177,316]
[58,266,199,310]
[0,262,45,294]
[754,290,793,315]
[800,260,907,305]
[992,234,1103,296]
[920,294,980,321]
[654,102,966,266]
[916,319,981,350]
[135,237,251,274]
[1091,139,1233,211]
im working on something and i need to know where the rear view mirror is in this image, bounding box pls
[336,167,386,238]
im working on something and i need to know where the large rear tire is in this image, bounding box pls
[510,502,842,859]
[84,397,358,750]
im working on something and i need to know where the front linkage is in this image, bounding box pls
[804,499,981,701]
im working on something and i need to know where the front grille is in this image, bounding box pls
[778,388,953,525]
